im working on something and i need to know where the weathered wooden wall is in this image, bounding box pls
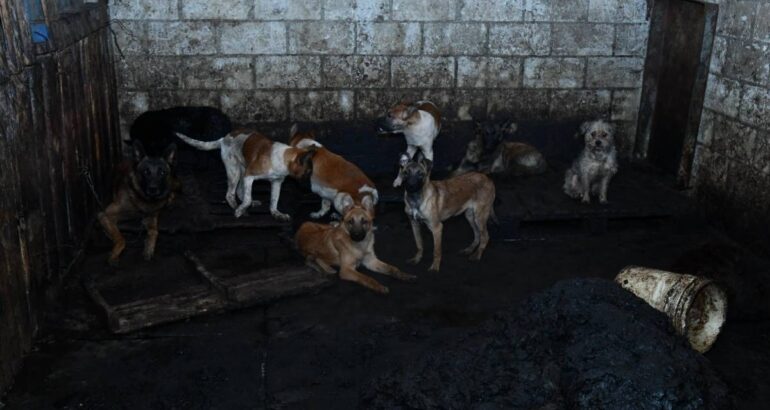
[0,0,120,392]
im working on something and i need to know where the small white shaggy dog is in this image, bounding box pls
[563,120,618,204]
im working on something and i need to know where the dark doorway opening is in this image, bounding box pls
[637,0,718,186]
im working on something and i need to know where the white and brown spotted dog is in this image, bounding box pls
[563,120,618,204]
[295,195,415,294]
[377,100,441,187]
[288,125,378,219]
[399,152,496,272]
[176,129,316,220]
[453,121,548,178]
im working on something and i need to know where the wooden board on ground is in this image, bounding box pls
[83,248,332,334]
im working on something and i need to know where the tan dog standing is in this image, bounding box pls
[295,196,415,294]
[176,130,315,220]
[400,152,496,272]
[376,100,441,187]
[288,125,378,218]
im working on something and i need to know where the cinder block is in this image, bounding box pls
[111,0,178,20]
[586,57,644,88]
[255,56,321,89]
[392,0,455,21]
[111,21,146,55]
[424,23,487,56]
[149,91,221,110]
[391,57,455,88]
[710,115,757,162]
[147,22,217,55]
[717,1,755,39]
[356,22,421,55]
[740,84,770,129]
[524,0,589,22]
[117,56,184,90]
[709,36,727,76]
[184,57,254,90]
[325,0,389,21]
[221,91,287,123]
[704,74,741,118]
[289,22,355,54]
[523,58,584,88]
[552,23,614,56]
[722,40,770,86]
[697,109,715,147]
[290,91,355,121]
[254,0,321,20]
[756,4,770,43]
[487,89,551,120]
[118,91,149,126]
[614,23,649,56]
[588,0,647,23]
[457,57,521,88]
[220,22,286,54]
[182,0,252,20]
[550,89,612,120]
[490,24,550,56]
[610,89,641,121]
[323,56,389,88]
[459,0,523,22]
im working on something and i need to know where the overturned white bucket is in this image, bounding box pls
[615,266,727,353]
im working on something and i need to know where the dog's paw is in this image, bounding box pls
[309,210,325,219]
[398,271,418,282]
[271,211,292,222]
[407,254,422,265]
[428,262,441,272]
[392,178,402,188]
[374,285,390,295]
[469,253,482,261]
[234,208,248,218]
[581,196,591,204]
[143,249,155,261]
[107,257,121,268]
[250,200,262,208]
[459,247,475,256]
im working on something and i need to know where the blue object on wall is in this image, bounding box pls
[31,23,49,43]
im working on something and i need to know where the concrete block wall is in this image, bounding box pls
[692,0,770,241]
[110,0,650,155]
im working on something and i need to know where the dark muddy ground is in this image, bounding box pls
[3,204,770,409]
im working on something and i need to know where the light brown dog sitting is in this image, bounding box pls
[400,152,497,272]
[295,195,415,294]
[288,125,378,218]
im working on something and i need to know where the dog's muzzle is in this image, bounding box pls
[349,228,367,242]
[376,117,396,134]
[404,177,424,194]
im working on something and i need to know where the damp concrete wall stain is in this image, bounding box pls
[692,0,770,247]
[110,0,650,156]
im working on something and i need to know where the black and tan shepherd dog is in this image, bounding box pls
[98,141,179,265]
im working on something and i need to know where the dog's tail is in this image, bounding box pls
[175,132,222,151]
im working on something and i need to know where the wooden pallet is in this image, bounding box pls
[84,250,331,334]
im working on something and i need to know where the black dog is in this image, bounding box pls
[98,141,179,265]
[129,106,232,157]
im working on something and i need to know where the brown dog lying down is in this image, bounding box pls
[288,125,378,218]
[400,152,496,272]
[295,196,415,294]
[98,141,180,265]
[453,121,547,178]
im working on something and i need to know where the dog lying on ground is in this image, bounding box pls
[376,100,441,187]
[175,129,316,220]
[453,121,547,178]
[288,125,378,219]
[295,195,415,294]
[399,152,496,272]
[563,120,619,204]
[130,106,232,157]
[98,141,179,265]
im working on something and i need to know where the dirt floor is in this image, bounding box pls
[2,197,770,408]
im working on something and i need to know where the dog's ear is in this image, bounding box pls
[503,120,518,135]
[605,121,616,137]
[163,143,177,164]
[577,121,592,138]
[298,147,316,169]
[399,152,411,168]
[290,123,299,137]
[361,195,375,214]
[421,158,433,175]
[132,140,147,162]
[405,103,418,118]
[334,193,355,214]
